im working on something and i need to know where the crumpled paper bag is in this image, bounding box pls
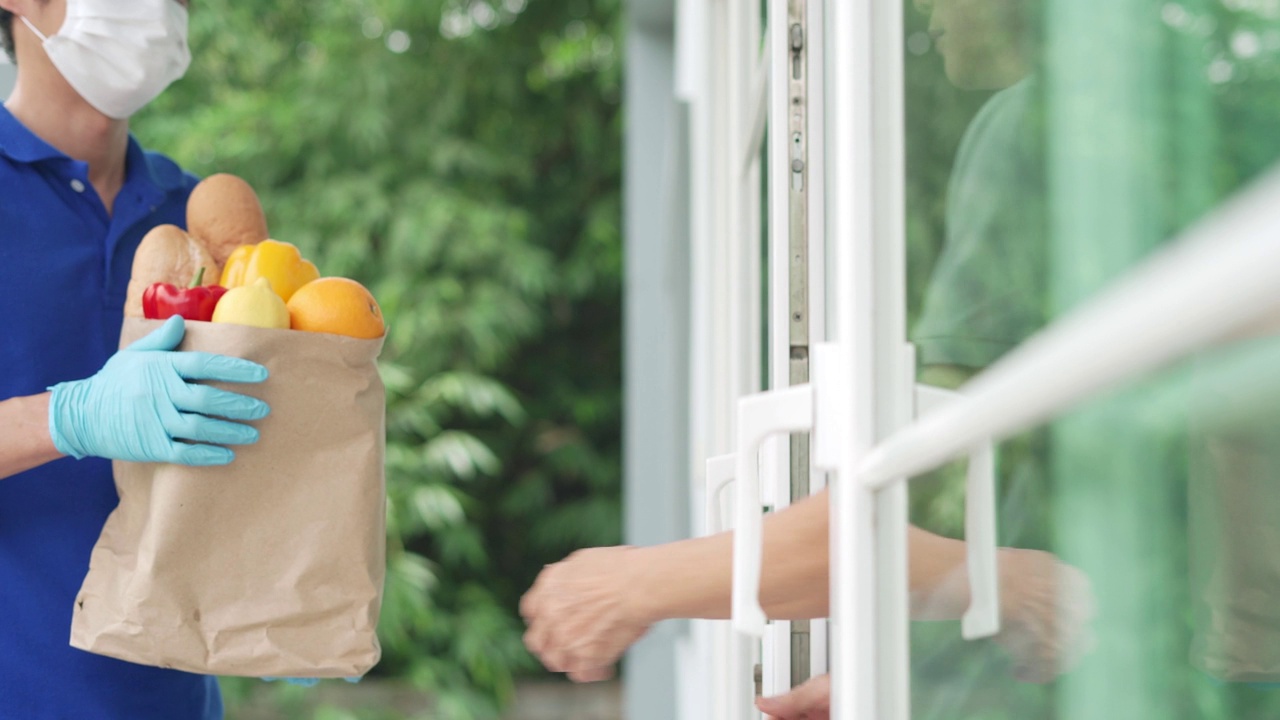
[69,318,386,678]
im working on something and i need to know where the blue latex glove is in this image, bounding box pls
[47,316,270,466]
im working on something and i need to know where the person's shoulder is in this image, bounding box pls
[952,77,1042,172]
[968,78,1038,136]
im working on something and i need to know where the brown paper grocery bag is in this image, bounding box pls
[69,318,386,678]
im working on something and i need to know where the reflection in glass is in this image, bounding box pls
[1189,340,1280,685]
[902,0,1280,717]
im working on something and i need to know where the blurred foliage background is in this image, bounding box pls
[135,1,624,718]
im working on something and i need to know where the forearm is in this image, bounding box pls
[625,365,979,624]
[628,488,976,624]
[633,489,832,622]
[0,393,63,480]
[906,525,970,620]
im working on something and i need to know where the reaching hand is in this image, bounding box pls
[520,546,653,682]
[756,674,830,720]
[993,547,1096,683]
[47,316,270,466]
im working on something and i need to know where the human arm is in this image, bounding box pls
[615,494,975,622]
[754,548,1094,717]
[522,489,1093,683]
[519,489,830,682]
[0,316,270,482]
[628,485,834,622]
[519,487,1048,678]
[757,549,1094,714]
[521,362,1096,681]
[911,362,1097,679]
[0,393,63,480]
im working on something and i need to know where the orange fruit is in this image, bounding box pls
[286,277,385,339]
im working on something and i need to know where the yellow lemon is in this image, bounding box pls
[212,277,290,329]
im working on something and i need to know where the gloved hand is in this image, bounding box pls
[47,316,270,466]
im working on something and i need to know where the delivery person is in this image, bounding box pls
[0,0,269,717]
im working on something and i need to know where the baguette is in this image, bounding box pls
[186,174,269,267]
[124,225,220,318]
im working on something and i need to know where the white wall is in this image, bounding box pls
[623,1,689,719]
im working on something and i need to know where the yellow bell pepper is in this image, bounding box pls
[219,239,319,303]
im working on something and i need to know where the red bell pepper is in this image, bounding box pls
[142,268,228,322]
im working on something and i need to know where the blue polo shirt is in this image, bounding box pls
[0,106,221,719]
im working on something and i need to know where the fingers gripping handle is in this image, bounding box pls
[732,385,815,638]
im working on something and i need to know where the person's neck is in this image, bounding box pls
[4,66,131,215]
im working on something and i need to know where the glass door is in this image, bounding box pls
[688,0,830,716]
[693,0,1280,718]
[893,0,1280,718]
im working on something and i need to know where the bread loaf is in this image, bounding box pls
[186,174,269,266]
[124,225,220,318]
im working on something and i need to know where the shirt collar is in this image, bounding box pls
[0,105,186,195]
[0,104,64,164]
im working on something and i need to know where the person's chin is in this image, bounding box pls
[945,62,1014,91]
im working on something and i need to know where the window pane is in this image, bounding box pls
[904,0,1280,717]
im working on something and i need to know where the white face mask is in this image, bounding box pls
[20,0,191,119]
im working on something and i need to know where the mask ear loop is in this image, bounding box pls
[18,15,51,43]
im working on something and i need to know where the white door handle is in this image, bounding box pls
[706,454,738,535]
[733,385,815,637]
[914,384,1001,640]
[721,365,1001,644]
[961,440,999,639]
[704,453,762,720]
